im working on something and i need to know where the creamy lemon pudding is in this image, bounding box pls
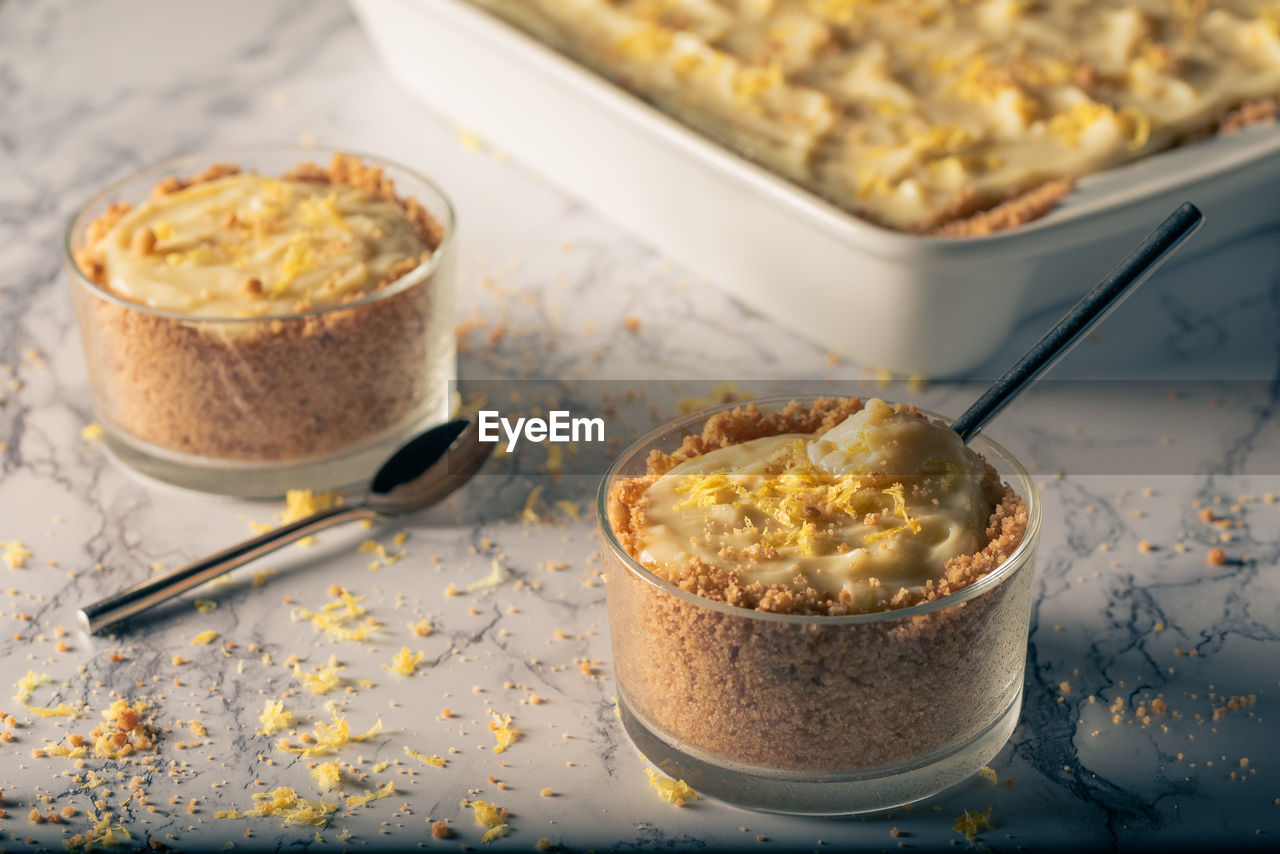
[68,152,455,495]
[89,169,437,318]
[474,0,1280,233]
[601,397,1039,812]
[636,397,1016,614]
[613,397,1025,615]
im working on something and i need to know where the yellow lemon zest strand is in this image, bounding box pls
[345,780,395,808]
[645,767,698,805]
[404,746,446,767]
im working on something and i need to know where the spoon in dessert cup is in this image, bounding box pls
[948,201,1204,444]
[77,417,494,636]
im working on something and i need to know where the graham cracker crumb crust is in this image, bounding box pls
[607,397,1029,617]
[934,97,1279,237]
[72,153,453,463]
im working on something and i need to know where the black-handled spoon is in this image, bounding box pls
[951,202,1204,443]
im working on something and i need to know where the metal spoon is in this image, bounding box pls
[77,417,494,635]
[950,202,1204,443]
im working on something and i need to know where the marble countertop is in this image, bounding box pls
[2,0,1278,850]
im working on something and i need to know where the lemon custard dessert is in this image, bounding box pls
[85,164,439,319]
[70,153,453,475]
[603,397,1036,783]
[610,396,1028,615]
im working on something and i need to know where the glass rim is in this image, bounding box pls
[62,144,457,325]
[595,394,1042,626]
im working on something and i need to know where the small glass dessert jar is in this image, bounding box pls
[65,147,456,497]
[598,396,1041,814]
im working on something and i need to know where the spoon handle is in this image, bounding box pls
[951,202,1204,444]
[77,504,378,636]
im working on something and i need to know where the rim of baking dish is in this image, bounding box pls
[63,145,456,324]
[596,395,1042,626]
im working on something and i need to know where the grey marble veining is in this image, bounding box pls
[2,0,1279,850]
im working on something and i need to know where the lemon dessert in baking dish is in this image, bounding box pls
[473,0,1280,233]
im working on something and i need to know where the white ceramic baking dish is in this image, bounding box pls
[351,0,1280,377]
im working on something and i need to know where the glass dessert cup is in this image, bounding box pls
[598,396,1041,815]
[65,147,456,498]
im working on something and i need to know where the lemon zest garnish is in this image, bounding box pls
[257,699,295,736]
[471,800,508,842]
[345,780,394,808]
[521,485,544,524]
[471,797,511,843]
[292,664,344,695]
[953,806,995,840]
[645,767,698,806]
[863,483,922,545]
[616,22,673,58]
[80,422,104,442]
[215,787,337,826]
[278,711,382,758]
[732,59,785,101]
[24,703,80,718]
[39,741,88,759]
[249,490,340,543]
[404,746,446,767]
[68,811,132,850]
[297,191,348,230]
[358,538,405,569]
[292,587,375,642]
[190,630,218,646]
[482,824,511,843]
[92,700,151,758]
[488,711,519,754]
[274,234,317,293]
[14,669,51,702]
[3,540,33,570]
[383,647,425,677]
[310,761,342,791]
[283,489,339,543]
[101,698,148,723]
[467,558,511,592]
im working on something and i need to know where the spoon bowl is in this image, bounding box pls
[369,418,492,512]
